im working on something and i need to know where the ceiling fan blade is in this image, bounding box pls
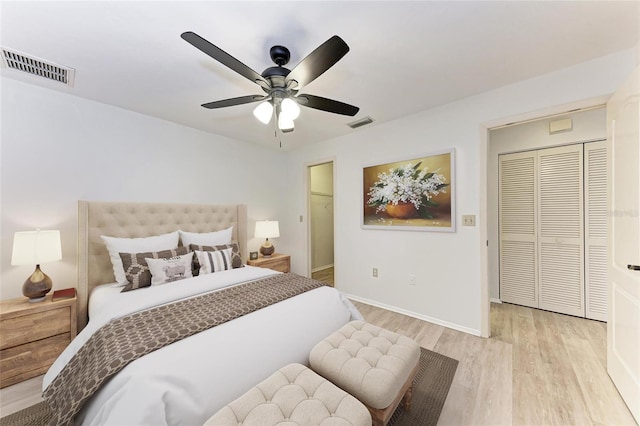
[297,94,359,116]
[285,36,349,90]
[201,95,267,109]
[181,31,269,88]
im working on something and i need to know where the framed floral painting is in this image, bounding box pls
[362,149,455,232]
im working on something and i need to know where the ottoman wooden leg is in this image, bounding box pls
[366,361,420,426]
[368,408,386,426]
[402,383,414,410]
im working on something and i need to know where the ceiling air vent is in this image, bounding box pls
[1,47,75,87]
[347,116,374,129]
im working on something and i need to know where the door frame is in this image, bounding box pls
[480,95,611,337]
[305,157,337,280]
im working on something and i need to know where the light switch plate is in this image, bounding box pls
[462,214,476,226]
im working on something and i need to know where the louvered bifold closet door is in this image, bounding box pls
[499,151,537,308]
[537,144,585,317]
[585,141,607,321]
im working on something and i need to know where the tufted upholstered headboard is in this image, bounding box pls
[77,201,247,331]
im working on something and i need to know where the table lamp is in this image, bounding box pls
[11,229,62,302]
[254,220,279,257]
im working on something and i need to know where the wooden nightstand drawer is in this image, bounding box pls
[0,306,71,350]
[0,294,77,388]
[265,257,290,273]
[247,253,291,273]
[0,333,71,388]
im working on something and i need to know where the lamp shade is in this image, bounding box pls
[11,230,62,266]
[253,101,273,124]
[278,113,294,131]
[281,98,300,120]
[254,221,280,239]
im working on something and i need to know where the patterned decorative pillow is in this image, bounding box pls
[195,248,233,275]
[101,231,180,286]
[146,252,194,286]
[120,247,189,292]
[189,242,242,270]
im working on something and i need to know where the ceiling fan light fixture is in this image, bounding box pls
[278,113,295,131]
[281,98,300,120]
[253,101,273,124]
[181,32,360,136]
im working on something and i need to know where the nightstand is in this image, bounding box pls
[0,294,77,388]
[247,253,291,273]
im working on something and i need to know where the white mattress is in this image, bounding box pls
[43,267,362,426]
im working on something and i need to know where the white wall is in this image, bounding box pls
[0,78,291,299]
[488,107,607,301]
[286,49,636,336]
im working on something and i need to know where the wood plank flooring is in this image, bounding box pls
[0,301,635,425]
[353,301,635,426]
[312,266,334,287]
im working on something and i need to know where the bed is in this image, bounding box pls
[42,201,362,425]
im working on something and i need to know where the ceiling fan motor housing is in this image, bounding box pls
[269,45,290,66]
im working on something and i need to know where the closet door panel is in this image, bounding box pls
[499,151,537,308]
[585,141,608,321]
[538,145,585,317]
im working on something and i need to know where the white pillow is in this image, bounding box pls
[101,231,180,286]
[179,227,233,247]
[146,253,194,286]
[196,248,233,275]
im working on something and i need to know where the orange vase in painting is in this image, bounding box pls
[385,202,417,219]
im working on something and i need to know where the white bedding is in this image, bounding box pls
[44,267,362,426]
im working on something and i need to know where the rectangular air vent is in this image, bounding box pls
[1,47,75,87]
[347,116,374,129]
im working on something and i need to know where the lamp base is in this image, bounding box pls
[22,265,52,302]
[259,240,275,257]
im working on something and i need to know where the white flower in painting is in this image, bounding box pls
[367,162,448,216]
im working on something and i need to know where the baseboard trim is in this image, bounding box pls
[491,298,502,304]
[343,293,482,337]
[311,264,334,274]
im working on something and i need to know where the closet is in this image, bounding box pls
[499,141,607,321]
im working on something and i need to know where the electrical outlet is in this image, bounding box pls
[299,215,303,222]
[409,274,416,285]
[462,214,476,226]
[372,268,378,278]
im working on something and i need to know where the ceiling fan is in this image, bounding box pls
[181,32,359,133]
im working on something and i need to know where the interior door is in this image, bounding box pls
[584,141,608,321]
[537,144,585,317]
[499,151,538,307]
[607,65,640,423]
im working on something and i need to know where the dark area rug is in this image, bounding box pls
[0,347,457,426]
[0,401,50,426]
[388,346,459,426]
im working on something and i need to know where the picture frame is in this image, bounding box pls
[249,251,259,260]
[362,148,455,232]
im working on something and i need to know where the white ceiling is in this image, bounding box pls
[1,1,638,150]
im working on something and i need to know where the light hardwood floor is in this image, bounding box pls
[312,266,334,287]
[353,301,635,426]
[0,302,635,425]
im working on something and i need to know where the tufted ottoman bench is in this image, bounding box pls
[309,320,421,426]
[203,363,371,426]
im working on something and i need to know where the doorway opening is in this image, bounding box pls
[485,106,607,334]
[308,161,335,287]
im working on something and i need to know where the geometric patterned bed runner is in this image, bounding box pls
[43,273,325,426]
